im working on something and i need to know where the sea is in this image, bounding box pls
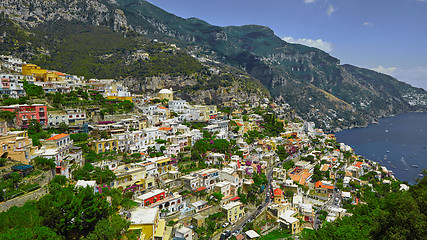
[335,112,427,184]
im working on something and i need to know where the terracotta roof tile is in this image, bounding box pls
[46,133,69,141]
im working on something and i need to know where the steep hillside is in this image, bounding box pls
[0,10,270,105]
[0,0,425,130]
[111,0,427,130]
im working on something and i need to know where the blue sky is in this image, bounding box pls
[147,0,427,90]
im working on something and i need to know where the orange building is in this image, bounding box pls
[273,188,285,204]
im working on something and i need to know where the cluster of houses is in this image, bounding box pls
[0,56,405,240]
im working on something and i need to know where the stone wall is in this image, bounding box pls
[0,170,54,212]
[0,187,48,212]
[28,170,55,186]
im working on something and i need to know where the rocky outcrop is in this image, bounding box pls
[0,0,130,31]
[121,74,269,105]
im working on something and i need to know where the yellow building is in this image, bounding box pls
[265,140,277,152]
[147,156,174,175]
[106,95,134,102]
[135,176,155,191]
[92,139,119,153]
[268,203,301,234]
[129,208,165,240]
[195,105,217,121]
[0,121,37,164]
[158,89,173,101]
[105,83,134,102]
[43,71,59,82]
[21,64,47,81]
[111,164,146,190]
[192,214,205,228]
[221,201,245,223]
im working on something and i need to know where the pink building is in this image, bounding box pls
[0,104,48,127]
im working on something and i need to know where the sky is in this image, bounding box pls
[147,0,427,90]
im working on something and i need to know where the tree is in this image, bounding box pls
[211,192,224,203]
[84,215,130,240]
[0,111,16,126]
[70,133,89,142]
[23,80,44,97]
[0,226,59,240]
[10,172,21,189]
[284,190,294,198]
[58,122,68,133]
[33,157,56,171]
[28,119,43,135]
[303,174,427,240]
[0,158,7,167]
[93,168,116,185]
[37,186,111,239]
[100,131,109,139]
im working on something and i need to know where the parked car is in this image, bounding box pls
[222,222,230,228]
[220,230,231,240]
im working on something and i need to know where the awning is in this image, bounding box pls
[195,186,207,192]
[230,196,240,201]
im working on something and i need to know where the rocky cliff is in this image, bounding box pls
[1,0,425,130]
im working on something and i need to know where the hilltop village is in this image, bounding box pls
[0,56,409,240]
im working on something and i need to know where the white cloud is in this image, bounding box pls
[393,66,427,90]
[304,0,316,3]
[326,4,335,16]
[363,22,373,26]
[371,65,397,75]
[282,36,334,53]
[369,65,427,90]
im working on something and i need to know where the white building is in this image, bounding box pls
[0,55,25,72]
[168,100,189,113]
[175,226,193,240]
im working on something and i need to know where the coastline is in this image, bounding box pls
[331,110,427,133]
[334,112,427,184]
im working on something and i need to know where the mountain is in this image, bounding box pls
[1,0,426,130]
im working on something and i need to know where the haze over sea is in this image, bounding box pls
[335,112,427,184]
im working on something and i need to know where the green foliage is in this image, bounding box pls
[0,158,7,167]
[210,192,224,203]
[303,172,427,240]
[1,96,28,106]
[276,145,289,161]
[243,221,254,232]
[100,131,110,140]
[283,160,295,170]
[58,122,68,133]
[92,168,116,185]
[261,113,284,137]
[311,165,323,182]
[0,226,60,240]
[23,80,44,97]
[70,133,89,143]
[259,229,292,240]
[84,215,130,240]
[73,163,116,185]
[33,157,56,171]
[253,173,268,186]
[27,120,57,146]
[191,138,230,161]
[0,111,16,125]
[37,186,110,239]
[245,130,264,144]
